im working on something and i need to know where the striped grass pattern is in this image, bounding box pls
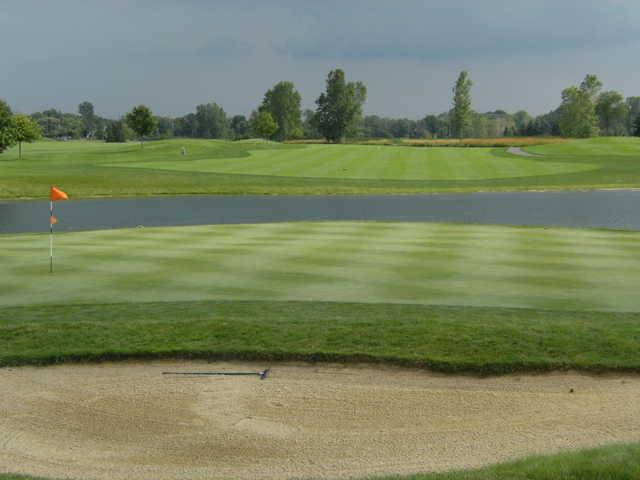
[123,143,594,181]
[2,221,639,312]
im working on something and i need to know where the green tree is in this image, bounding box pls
[451,71,473,139]
[78,101,96,138]
[315,69,367,143]
[0,99,15,154]
[633,113,640,137]
[254,111,278,140]
[260,81,302,141]
[513,110,532,135]
[105,120,126,143]
[596,91,628,136]
[626,97,640,135]
[230,115,249,140]
[194,102,228,139]
[125,105,156,148]
[11,114,41,159]
[558,74,602,138]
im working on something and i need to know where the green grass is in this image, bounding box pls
[2,222,640,311]
[379,443,640,480]
[2,221,640,372]
[1,137,639,198]
[3,442,640,480]
[3,300,640,373]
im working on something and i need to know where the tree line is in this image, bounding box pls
[1,69,640,155]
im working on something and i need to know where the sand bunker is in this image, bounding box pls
[2,361,640,480]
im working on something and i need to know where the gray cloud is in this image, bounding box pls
[1,0,639,119]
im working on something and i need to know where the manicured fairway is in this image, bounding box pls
[1,137,639,198]
[121,143,594,180]
[2,221,640,311]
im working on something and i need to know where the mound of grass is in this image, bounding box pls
[1,137,639,198]
[2,300,640,373]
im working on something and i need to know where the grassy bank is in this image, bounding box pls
[1,137,639,198]
[3,442,639,480]
[2,300,640,373]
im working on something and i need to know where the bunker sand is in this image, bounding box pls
[2,362,640,480]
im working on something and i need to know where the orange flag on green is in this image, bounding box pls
[50,186,68,201]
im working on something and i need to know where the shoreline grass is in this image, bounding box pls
[3,300,640,374]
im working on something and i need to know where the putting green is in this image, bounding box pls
[2,221,639,311]
[121,143,595,181]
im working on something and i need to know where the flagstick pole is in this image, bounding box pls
[50,200,54,273]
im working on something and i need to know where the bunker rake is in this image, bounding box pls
[162,367,270,380]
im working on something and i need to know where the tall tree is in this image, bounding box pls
[315,69,367,143]
[513,110,532,135]
[105,120,127,143]
[254,111,278,140]
[125,105,156,148]
[451,71,473,139]
[260,81,302,141]
[596,91,628,136]
[230,115,249,140]
[0,99,15,154]
[78,101,97,138]
[11,114,41,159]
[194,102,228,139]
[633,113,640,137]
[558,74,601,138]
[626,97,640,135]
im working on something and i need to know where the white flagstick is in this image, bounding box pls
[49,200,54,273]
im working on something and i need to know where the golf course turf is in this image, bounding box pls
[1,136,639,198]
[2,221,640,372]
[2,138,640,477]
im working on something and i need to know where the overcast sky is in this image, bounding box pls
[2,0,639,119]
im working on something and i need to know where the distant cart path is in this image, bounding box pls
[507,146,544,157]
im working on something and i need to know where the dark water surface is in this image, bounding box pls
[1,191,640,234]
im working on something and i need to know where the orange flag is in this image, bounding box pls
[50,186,68,201]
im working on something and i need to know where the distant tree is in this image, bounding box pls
[302,109,321,139]
[423,115,447,138]
[451,71,473,139]
[558,74,601,138]
[105,120,126,143]
[194,102,228,139]
[11,114,41,159]
[174,113,198,137]
[626,97,640,135]
[513,110,532,135]
[596,91,628,136]
[260,81,302,141]
[125,105,156,148]
[315,69,367,143]
[254,111,278,140]
[634,113,640,137]
[230,115,249,140]
[78,101,97,138]
[155,116,174,138]
[0,99,15,154]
